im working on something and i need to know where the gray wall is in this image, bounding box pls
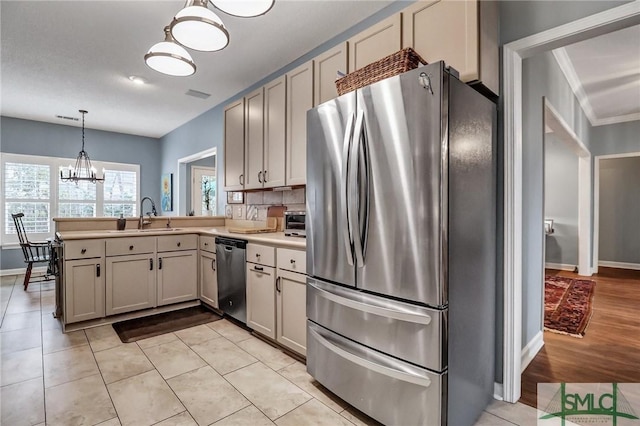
[1,116,161,270]
[599,156,640,264]
[590,120,640,156]
[544,133,579,266]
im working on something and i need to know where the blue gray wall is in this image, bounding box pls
[544,133,579,266]
[1,116,161,269]
[590,120,640,156]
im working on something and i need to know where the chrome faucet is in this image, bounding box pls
[139,197,158,229]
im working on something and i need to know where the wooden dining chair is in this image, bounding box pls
[11,213,55,290]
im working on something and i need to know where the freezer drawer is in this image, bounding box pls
[307,321,445,426]
[307,277,446,372]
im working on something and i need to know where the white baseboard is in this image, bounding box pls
[598,261,640,271]
[521,330,544,373]
[493,382,504,401]
[0,266,48,277]
[545,262,576,271]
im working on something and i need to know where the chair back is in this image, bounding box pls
[11,213,29,245]
[11,212,42,263]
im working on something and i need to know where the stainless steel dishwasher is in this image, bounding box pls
[215,237,247,324]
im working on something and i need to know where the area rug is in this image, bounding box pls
[112,305,222,343]
[544,275,596,338]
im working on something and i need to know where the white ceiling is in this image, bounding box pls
[1,0,393,138]
[553,24,640,127]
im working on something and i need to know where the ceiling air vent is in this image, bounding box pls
[56,115,79,121]
[185,89,211,99]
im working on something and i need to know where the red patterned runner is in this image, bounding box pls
[544,275,596,338]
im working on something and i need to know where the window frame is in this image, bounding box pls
[1,152,140,247]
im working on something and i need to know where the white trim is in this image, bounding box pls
[521,331,544,373]
[493,383,504,401]
[598,261,640,271]
[176,148,217,216]
[545,263,576,272]
[593,151,640,275]
[502,1,640,403]
[0,266,48,277]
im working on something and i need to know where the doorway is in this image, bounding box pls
[176,148,217,216]
[191,166,217,216]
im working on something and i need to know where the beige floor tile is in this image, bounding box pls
[154,411,198,426]
[207,319,252,343]
[42,328,87,354]
[136,331,178,349]
[484,400,539,426]
[474,411,518,426]
[168,366,250,425]
[213,405,274,426]
[0,377,45,426]
[175,324,221,346]
[278,362,348,413]
[96,418,122,426]
[340,406,383,426]
[0,310,41,332]
[5,294,41,314]
[275,399,354,426]
[236,337,297,371]
[94,343,154,384]
[44,345,99,388]
[42,312,62,331]
[45,374,117,426]
[1,346,43,386]
[225,362,311,420]
[86,324,123,352]
[0,326,41,354]
[107,370,186,426]
[191,337,258,375]
[142,339,206,379]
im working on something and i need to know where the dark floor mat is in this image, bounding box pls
[112,305,223,343]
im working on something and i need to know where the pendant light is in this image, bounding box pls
[170,0,229,52]
[210,0,274,18]
[60,110,105,184]
[145,26,196,77]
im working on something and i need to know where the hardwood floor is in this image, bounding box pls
[520,267,640,408]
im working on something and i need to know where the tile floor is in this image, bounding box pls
[1,274,537,426]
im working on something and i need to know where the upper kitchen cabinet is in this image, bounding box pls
[224,99,245,191]
[402,0,499,96]
[348,14,402,72]
[286,60,313,186]
[314,42,348,106]
[263,76,287,188]
[244,88,265,190]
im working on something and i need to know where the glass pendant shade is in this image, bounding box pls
[211,0,274,18]
[170,0,229,52]
[145,27,196,77]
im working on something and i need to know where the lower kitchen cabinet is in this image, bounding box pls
[246,262,276,338]
[106,254,156,315]
[157,250,198,306]
[64,258,105,323]
[276,268,307,355]
[200,251,218,308]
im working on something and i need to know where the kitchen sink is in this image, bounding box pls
[107,228,183,233]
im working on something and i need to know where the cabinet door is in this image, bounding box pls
[244,88,265,190]
[106,254,156,315]
[402,0,479,84]
[224,99,245,191]
[276,269,307,356]
[200,251,218,308]
[64,258,105,324]
[314,42,348,106]
[286,61,313,186]
[264,76,286,188]
[246,263,276,339]
[348,14,402,72]
[157,250,198,306]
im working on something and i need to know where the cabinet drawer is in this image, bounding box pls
[247,243,275,267]
[200,236,216,253]
[64,239,105,260]
[158,234,198,252]
[277,247,306,274]
[106,237,155,257]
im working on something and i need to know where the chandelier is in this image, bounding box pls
[60,110,105,184]
[145,0,274,76]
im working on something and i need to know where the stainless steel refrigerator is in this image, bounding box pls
[306,61,496,426]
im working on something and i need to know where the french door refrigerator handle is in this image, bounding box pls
[350,110,368,267]
[341,113,355,267]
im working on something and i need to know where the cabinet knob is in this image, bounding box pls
[204,242,208,246]
[177,242,181,247]
[256,253,260,258]
[129,245,134,250]
[290,259,295,264]
[81,248,87,254]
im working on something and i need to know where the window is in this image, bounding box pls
[1,153,139,245]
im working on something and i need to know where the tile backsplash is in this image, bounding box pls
[227,187,305,221]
